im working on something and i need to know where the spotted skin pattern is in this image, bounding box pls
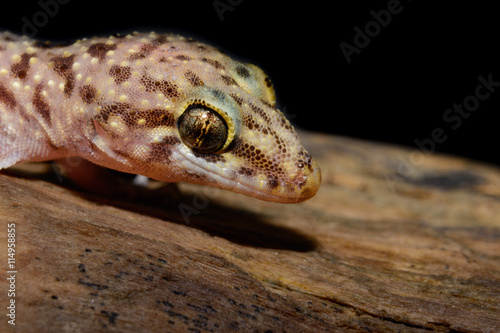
[0,31,321,203]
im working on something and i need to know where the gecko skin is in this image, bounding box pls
[0,31,320,203]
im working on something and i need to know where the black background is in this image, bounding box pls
[2,1,499,166]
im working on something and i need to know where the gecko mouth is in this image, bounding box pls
[175,149,321,203]
[231,161,321,203]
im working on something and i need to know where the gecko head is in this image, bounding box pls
[165,60,321,203]
[90,34,320,203]
[171,88,322,203]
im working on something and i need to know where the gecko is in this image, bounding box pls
[0,31,321,203]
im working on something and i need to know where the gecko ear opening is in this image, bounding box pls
[177,104,229,154]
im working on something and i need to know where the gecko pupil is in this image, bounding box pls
[178,104,228,153]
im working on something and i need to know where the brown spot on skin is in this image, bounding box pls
[33,85,51,123]
[129,53,146,61]
[0,83,16,108]
[184,71,204,86]
[229,94,243,106]
[129,43,156,60]
[175,55,191,61]
[159,81,178,99]
[244,115,271,134]
[141,74,179,99]
[109,65,132,84]
[244,117,256,130]
[11,53,36,80]
[260,99,273,108]
[268,179,280,189]
[273,132,284,149]
[238,167,254,176]
[201,58,224,69]
[235,66,250,78]
[80,85,97,104]
[98,103,176,128]
[149,136,181,162]
[87,42,117,61]
[298,150,313,170]
[193,151,226,164]
[152,35,168,46]
[136,109,176,128]
[232,139,283,175]
[96,102,129,122]
[249,104,270,123]
[264,77,272,88]
[220,75,238,86]
[278,114,293,132]
[50,54,76,96]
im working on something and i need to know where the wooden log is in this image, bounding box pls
[1,131,499,332]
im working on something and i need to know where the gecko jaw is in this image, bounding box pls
[173,148,321,203]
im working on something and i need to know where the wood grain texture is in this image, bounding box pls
[1,131,499,332]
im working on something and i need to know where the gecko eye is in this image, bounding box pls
[178,104,228,153]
